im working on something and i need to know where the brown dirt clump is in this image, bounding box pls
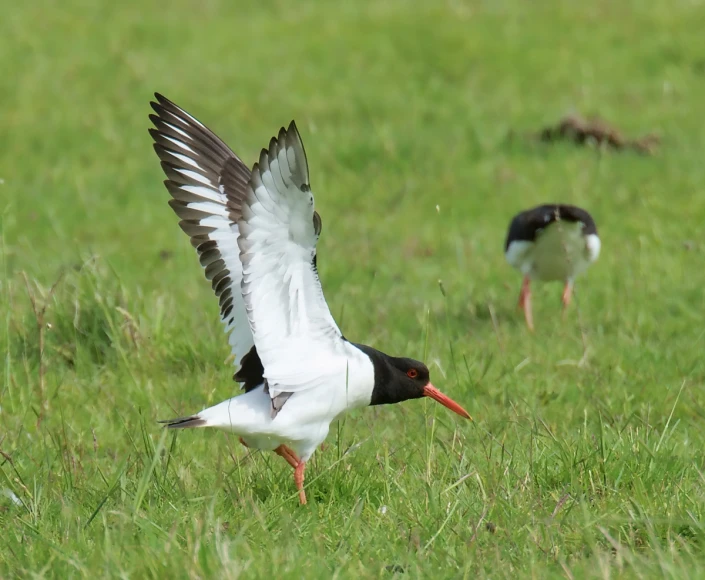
[535,114,660,154]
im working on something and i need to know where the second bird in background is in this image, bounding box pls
[504,204,601,331]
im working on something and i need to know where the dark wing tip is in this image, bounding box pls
[258,147,270,169]
[282,120,309,189]
[285,120,304,150]
[147,127,160,141]
[153,92,170,105]
[268,135,279,156]
[150,93,171,116]
[157,415,206,429]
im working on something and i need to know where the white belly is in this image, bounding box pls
[197,354,375,461]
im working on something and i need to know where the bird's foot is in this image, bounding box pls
[274,445,307,504]
[274,444,300,469]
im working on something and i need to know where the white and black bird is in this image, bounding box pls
[148,94,471,504]
[504,204,600,331]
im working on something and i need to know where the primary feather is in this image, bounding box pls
[149,93,254,373]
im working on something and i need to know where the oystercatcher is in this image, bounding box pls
[148,94,471,504]
[504,204,600,331]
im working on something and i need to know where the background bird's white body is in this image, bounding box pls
[506,221,601,283]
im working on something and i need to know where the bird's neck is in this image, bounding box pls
[349,342,421,407]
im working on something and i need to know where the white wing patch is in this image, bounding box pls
[237,123,347,398]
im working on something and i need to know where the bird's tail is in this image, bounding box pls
[158,415,207,429]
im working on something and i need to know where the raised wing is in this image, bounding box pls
[148,93,255,374]
[224,122,344,399]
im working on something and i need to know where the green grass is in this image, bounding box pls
[2,0,705,577]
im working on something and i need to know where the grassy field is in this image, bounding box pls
[2,0,705,577]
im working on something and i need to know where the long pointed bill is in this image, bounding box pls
[423,384,472,420]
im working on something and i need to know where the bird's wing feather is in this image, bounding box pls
[223,122,347,398]
[148,93,255,373]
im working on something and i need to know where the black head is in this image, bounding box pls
[372,355,430,405]
[353,343,472,419]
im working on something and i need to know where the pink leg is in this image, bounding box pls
[562,281,573,319]
[518,276,534,332]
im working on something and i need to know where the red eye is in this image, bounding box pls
[407,368,418,379]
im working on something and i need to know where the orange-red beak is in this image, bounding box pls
[423,384,472,420]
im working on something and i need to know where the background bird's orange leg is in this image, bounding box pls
[518,276,534,331]
[561,281,573,319]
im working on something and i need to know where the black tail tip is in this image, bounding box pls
[158,415,206,429]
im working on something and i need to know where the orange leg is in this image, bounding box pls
[274,444,300,469]
[518,276,534,332]
[294,461,307,505]
[242,443,306,504]
[561,281,573,319]
[275,445,307,505]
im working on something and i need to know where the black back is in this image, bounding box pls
[504,204,597,251]
[233,346,265,392]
